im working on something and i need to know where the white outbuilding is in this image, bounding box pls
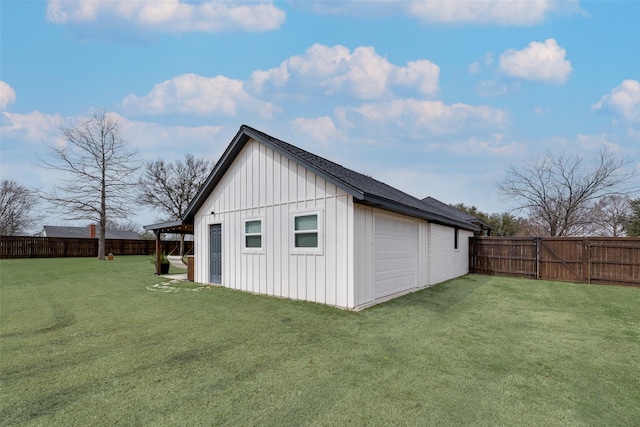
[146,125,484,310]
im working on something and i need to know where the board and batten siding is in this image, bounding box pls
[427,223,472,285]
[193,139,356,309]
[353,205,429,309]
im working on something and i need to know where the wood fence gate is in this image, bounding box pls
[469,237,640,287]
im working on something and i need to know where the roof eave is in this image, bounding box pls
[143,220,193,234]
[358,196,480,231]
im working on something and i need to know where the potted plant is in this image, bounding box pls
[107,252,114,261]
[149,252,170,274]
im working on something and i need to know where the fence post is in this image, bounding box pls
[535,237,541,280]
[584,238,591,284]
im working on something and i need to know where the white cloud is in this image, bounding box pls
[248,63,290,95]
[336,99,508,135]
[290,116,341,146]
[122,73,280,118]
[575,133,623,152]
[329,46,394,98]
[591,79,640,122]
[406,0,580,26]
[115,114,228,160]
[1,110,62,143]
[0,81,17,109]
[248,43,439,100]
[301,0,583,26]
[499,39,572,83]
[428,134,524,156]
[392,59,440,95]
[46,0,285,33]
[286,44,352,79]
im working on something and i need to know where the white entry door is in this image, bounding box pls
[374,214,417,299]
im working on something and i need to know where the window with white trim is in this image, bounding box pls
[244,219,262,250]
[291,210,323,254]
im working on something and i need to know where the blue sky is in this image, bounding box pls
[1,1,639,228]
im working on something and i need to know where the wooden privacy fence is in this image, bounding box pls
[0,236,194,259]
[469,237,640,287]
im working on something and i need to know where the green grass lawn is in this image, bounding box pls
[1,257,638,426]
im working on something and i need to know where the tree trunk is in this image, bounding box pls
[179,233,185,256]
[98,217,106,260]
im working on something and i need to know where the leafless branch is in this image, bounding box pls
[0,180,41,235]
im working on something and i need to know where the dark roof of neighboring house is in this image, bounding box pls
[153,125,482,232]
[43,226,140,240]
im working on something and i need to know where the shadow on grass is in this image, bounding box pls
[11,384,90,423]
[0,303,75,339]
[375,274,489,312]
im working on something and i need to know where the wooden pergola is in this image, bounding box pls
[143,220,194,275]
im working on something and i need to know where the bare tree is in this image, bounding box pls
[0,180,40,235]
[589,195,631,236]
[105,219,141,234]
[40,109,140,259]
[516,217,549,237]
[138,154,212,254]
[497,149,638,236]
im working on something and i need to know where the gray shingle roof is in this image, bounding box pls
[182,125,482,231]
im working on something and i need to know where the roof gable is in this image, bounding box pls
[182,125,480,231]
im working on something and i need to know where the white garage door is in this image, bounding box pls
[374,214,417,299]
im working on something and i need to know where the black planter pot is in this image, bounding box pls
[159,263,170,274]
